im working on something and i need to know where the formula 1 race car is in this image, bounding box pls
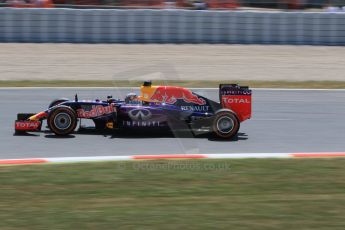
[14,81,252,139]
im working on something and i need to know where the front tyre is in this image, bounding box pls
[47,106,77,136]
[212,111,240,139]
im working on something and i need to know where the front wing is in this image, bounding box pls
[15,120,42,132]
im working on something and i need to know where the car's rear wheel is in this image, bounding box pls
[212,110,240,139]
[48,98,69,109]
[47,106,77,136]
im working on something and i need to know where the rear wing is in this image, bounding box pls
[219,84,252,122]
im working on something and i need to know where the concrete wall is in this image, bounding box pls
[0,8,344,45]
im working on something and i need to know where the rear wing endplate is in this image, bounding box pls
[219,84,252,122]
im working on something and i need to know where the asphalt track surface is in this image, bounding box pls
[1,88,345,159]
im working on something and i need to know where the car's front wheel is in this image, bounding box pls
[212,110,240,139]
[47,106,77,136]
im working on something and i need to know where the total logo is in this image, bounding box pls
[15,121,40,130]
[222,98,251,104]
[128,109,152,121]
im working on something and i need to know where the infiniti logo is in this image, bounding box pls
[128,109,152,121]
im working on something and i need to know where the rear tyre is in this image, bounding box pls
[47,106,77,136]
[48,98,69,109]
[212,110,240,139]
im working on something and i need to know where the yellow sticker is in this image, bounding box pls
[106,122,114,129]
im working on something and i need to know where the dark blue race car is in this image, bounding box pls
[15,81,252,139]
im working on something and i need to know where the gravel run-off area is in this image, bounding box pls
[0,44,344,82]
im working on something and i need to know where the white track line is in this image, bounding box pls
[1,152,345,165]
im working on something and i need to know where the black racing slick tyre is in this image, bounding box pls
[212,110,240,139]
[47,106,77,136]
[48,98,69,109]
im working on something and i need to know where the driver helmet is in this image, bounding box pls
[125,93,138,104]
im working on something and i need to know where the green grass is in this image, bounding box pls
[1,80,345,88]
[0,159,344,230]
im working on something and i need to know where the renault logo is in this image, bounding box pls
[128,109,152,121]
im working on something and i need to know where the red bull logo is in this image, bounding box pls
[150,86,206,105]
[77,105,116,118]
